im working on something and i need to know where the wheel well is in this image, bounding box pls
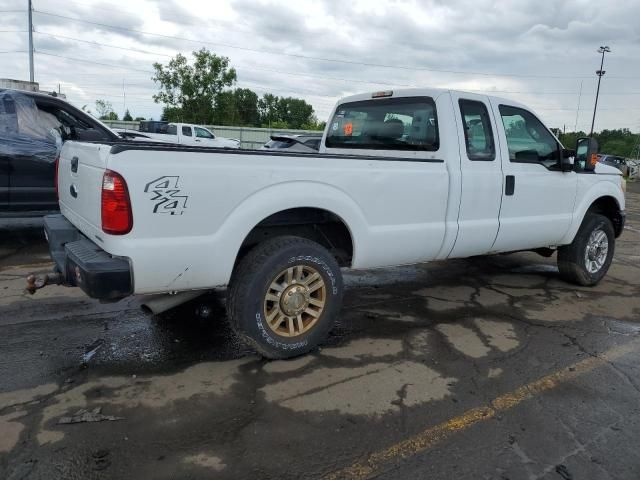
[587,196,624,237]
[237,208,354,267]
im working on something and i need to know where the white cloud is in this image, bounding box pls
[0,0,637,131]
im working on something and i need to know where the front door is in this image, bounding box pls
[489,101,578,252]
[193,126,217,147]
[448,93,503,257]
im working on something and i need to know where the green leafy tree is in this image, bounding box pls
[558,128,639,158]
[258,93,280,127]
[134,116,145,121]
[152,48,237,124]
[122,109,133,121]
[95,100,118,120]
[213,88,259,126]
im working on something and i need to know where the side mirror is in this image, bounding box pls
[576,137,599,171]
[559,148,575,172]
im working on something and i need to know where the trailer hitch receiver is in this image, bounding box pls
[26,272,64,294]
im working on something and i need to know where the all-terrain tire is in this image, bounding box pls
[557,213,615,286]
[227,236,343,359]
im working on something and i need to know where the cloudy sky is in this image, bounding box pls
[1,0,639,132]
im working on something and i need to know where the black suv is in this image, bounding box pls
[0,89,118,223]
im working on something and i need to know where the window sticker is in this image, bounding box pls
[343,122,353,136]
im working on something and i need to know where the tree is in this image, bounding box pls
[122,109,133,121]
[134,116,145,121]
[95,100,118,121]
[213,88,259,126]
[558,128,639,158]
[258,93,280,127]
[256,95,316,129]
[152,48,237,124]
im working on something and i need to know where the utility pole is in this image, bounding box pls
[574,80,583,132]
[28,0,34,82]
[590,46,611,136]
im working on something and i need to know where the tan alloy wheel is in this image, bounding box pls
[263,265,327,337]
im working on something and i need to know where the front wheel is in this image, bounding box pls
[227,236,344,359]
[557,213,615,286]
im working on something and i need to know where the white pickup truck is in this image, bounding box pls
[38,88,626,358]
[142,123,240,149]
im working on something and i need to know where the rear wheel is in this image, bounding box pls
[557,213,615,286]
[227,236,343,359]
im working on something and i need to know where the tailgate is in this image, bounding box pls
[57,142,110,239]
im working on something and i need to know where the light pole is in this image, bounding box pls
[590,46,611,136]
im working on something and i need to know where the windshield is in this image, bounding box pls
[325,96,439,151]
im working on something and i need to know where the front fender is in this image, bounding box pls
[559,178,625,245]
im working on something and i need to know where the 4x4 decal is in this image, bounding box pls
[144,176,188,215]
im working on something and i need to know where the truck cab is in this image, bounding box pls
[159,123,240,149]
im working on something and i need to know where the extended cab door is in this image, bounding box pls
[489,101,578,251]
[179,125,197,145]
[448,93,503,257]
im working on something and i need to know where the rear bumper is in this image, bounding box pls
[44,214,133,300]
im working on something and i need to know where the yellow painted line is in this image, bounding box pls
[324,338,640,480]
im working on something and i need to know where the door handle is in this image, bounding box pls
[70,156,79,173]
[505,175,515,196]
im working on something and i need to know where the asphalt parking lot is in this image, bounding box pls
[1,183,639,480]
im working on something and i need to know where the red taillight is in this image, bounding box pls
[101,170,133,235]
[54,156,60,199]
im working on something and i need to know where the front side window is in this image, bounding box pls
[181,126,192,136]
[167,124,177,135]
[325,96,439,151]
[459,99,495,161]
[195,127,213,139]
[499,105,559,167]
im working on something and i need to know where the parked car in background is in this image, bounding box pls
[138,120,169,134]
[597,154,630,176]
[0,89,118,222]
[261,134,322,153]
[141,123,241,149]
[112,128,170,143]
[626,159,639,180]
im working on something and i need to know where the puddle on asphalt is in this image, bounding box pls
[321,337,404,360]
[344,264,427,287]
[36,358,252,445]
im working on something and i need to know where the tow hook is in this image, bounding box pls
[26,272,64,294]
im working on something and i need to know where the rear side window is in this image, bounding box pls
[264,139,293,149]
[167,124,177,135]
[325,96,438,151]
[181,126,192,136]
[304,138,321,149]
[459,99,495,161]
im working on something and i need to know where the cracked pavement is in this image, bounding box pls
[1,183,639,479]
